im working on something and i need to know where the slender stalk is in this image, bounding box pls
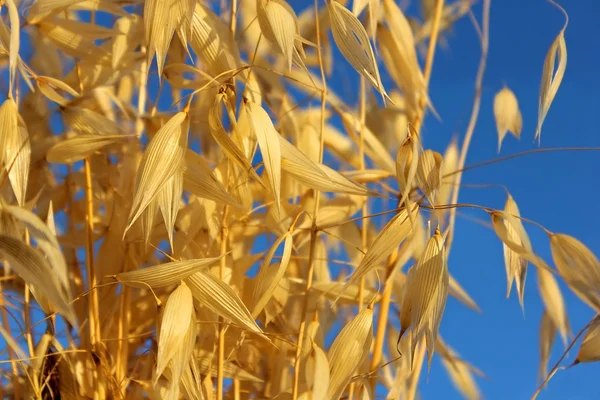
[233,376,241,400]
[368,0,446,395]
[291,2,328,398]
[446,0,490,254]
[358,76,368,310]
[217,162,231,400]
[23,230,37,395]
[406,340,426,400]
[84,158,104,399]
[0,288,19,399]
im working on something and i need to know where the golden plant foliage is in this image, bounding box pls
[0,1,595,399]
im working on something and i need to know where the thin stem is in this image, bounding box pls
[413,0,445,135]
[406,340,426,400]
[531,316,597,400]
[444,147,600,179]
[217,164,232,400]
[291,1,328,398]
[84,158,103,399]
[446,0,490,254]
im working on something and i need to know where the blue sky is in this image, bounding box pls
[288,0,599,399]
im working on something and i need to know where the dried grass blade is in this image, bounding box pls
[538,268,569,344]
[306,341,329,400]
[257,0,298,70]
[183,150,239,206]
[327,1,389,103]
[117,256,225,288]
[185,271,263,334]
[47,134,131,164]
[158,171,183,251]
[0,234,76,326]
[4,0,19,94]
[251,232,293,318]
[209,94,259,181]
[327,307,373,400]
[400,229,449,368]
[156,282,194,380]
[0,203,70,293]
[6,114,30,207]
[538,311,556,382]
[244,100,282,217]
[416,149,442,206]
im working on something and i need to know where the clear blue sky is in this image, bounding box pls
[287,0,600,399]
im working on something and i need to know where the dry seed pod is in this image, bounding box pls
[538,311,556,381]
[551,234,600,311]
[327,307,373,400]
[502,194,529,309]
[573,315,600,364]
[342,203,419,293]
[493,86,522,152]
[156,282,194,381]
[415,149,442,206]
[537,268,569,344]
[144,0,194,76]
[399,228,449,367]
[536,26,567,143]
[125,112,188,236]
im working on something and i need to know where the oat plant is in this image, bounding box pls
[0,0,597,399]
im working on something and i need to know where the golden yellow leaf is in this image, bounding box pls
[493,86,522,152]
[328,307,373,400]
[117,256,224,288]
[37,17,113,60]
[251,231,293,318]
[305,341,329,400]
[47,134,131,163]
[538,311,556,382]
[327,1,388,103]
[189,3,240,76]
[244,100,282,217]
[439,340,482,400]
[183,149,239,207]
[185,271,263,335]
[0,234,77,326]
[343,203,419,292]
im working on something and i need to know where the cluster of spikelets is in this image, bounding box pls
[0,0,598,399]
